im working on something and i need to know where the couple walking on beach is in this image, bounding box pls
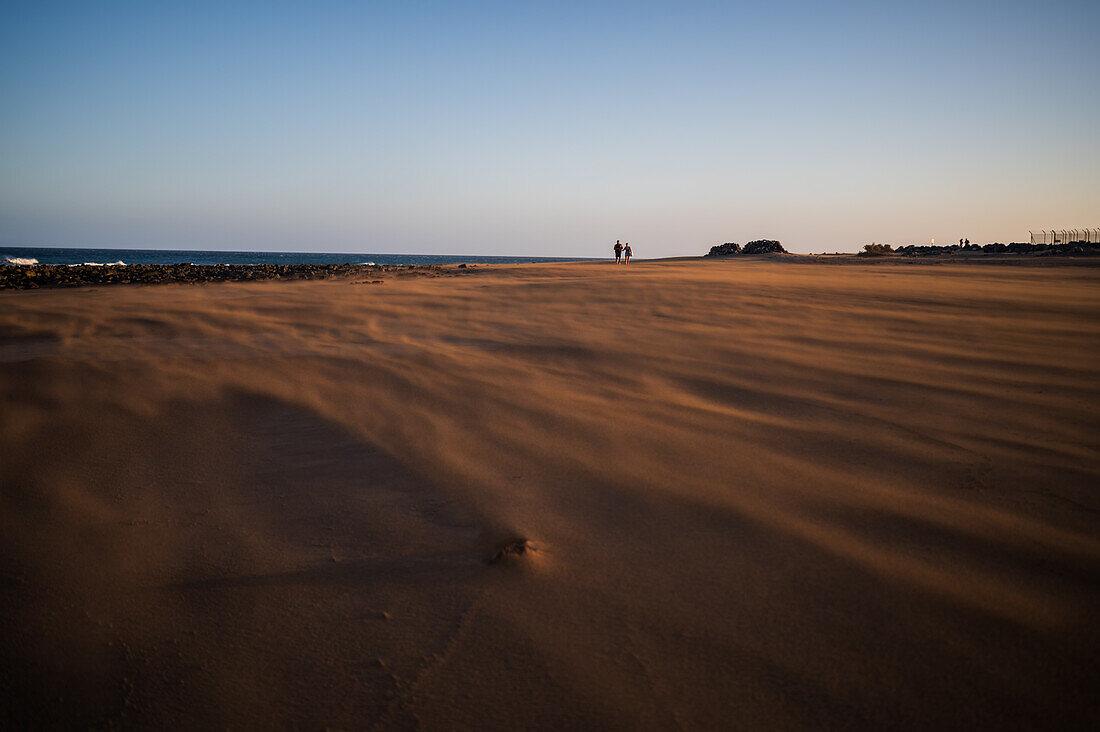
[614,240,632,264]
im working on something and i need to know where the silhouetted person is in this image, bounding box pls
[614,240,623,263]
[965,238,970,246]
[624,243,632,263]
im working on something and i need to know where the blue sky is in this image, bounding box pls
[1,0,1097,255]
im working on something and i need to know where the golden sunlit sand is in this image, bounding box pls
[2,259,1098,728]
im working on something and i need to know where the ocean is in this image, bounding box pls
[1,246,598,267]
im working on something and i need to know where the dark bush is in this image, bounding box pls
[706,242,741,256]
[741,240,787,255]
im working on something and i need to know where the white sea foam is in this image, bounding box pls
[71,260,126,266]
[4,256,38,265]
[358,261,376,266]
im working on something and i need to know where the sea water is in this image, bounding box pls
[1,247,597,267]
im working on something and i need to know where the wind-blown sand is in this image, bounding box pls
[2,259,1098,729]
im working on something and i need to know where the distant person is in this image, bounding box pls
[614,240,623,263]
[624,243,632,263]
[959,238,964,246]
[965,238,970,246]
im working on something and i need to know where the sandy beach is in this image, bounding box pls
[1,258,1098,729]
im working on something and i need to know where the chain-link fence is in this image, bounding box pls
[1030,229,1100,245]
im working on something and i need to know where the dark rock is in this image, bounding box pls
[488,538,531,564]
[895,244,958,256]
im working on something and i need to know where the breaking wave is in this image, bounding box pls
[4,256,38,265]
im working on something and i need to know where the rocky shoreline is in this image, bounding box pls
[0,262,467,290]
[893,241,1100,256]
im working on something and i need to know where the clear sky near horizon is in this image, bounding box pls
[1,1,1097,257]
